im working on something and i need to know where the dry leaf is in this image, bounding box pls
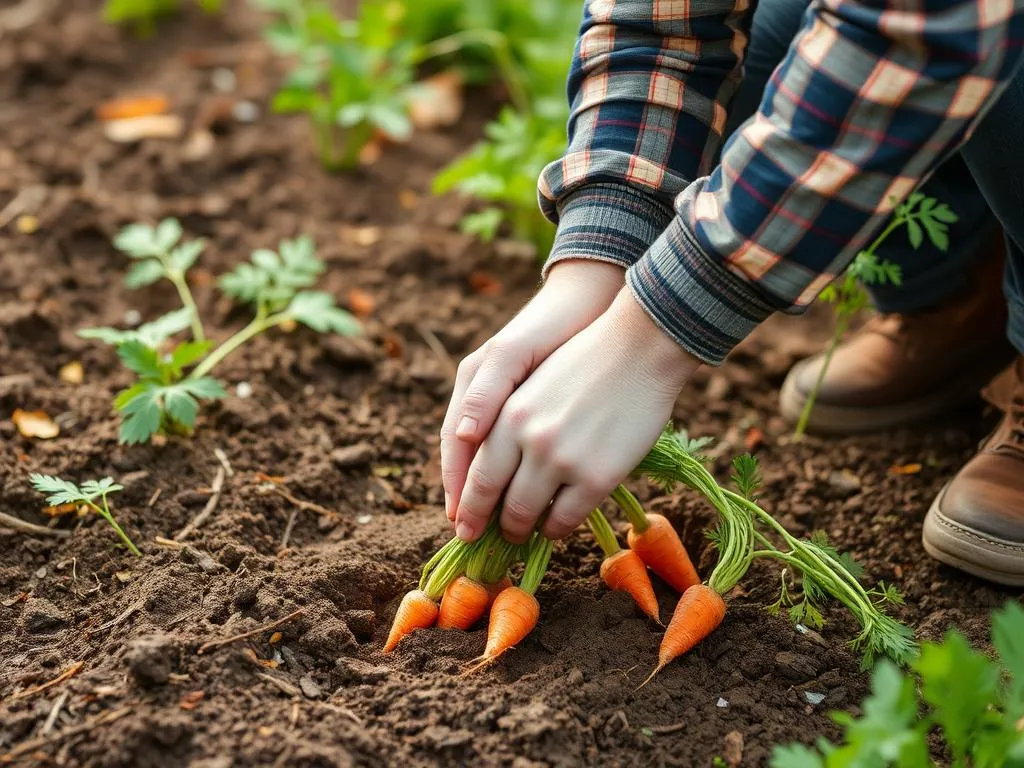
[409,71,464,130]
[339,225,381,247]
[115,571,133,583]
[398,190,418,210]
[179,690,205,710]
[43,503,79,518]
[468,271,503,297]
[382,335,404,359]
[59,361,84,385]
[359,140,382,166]
[744,426,765,453]
[347,288,376,319]
[269,632,282,644]
[96,94,170,122]
[104,115,184,143]
[15,214,39,234]
[254,472,287,485]
[889,463,922,475]
[12,409,59,439]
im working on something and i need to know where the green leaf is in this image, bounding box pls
[219,262,269,303]
[731,454,762,500]
[920,216,950,252]
[460,208,504,241]
[154,218,183,252]
[768,744,825,768]
[118,386,163,445]
[906,218,923,250]
[117,340,163,379]
[337,103,370,127]
[790,600,825,630]
[222,238,324,309]
[181,376,227,400]
[929,203,959,223]
[168,340,212,372]
[163,387,199,428]
[272,87,319,113]
[79,307,193,348]
[114,222,161,257]
[124,259,167,288]
[80,478,123,498]
[915,630,999,759]
[367,103,412,141]
[992,601,1024,719]
[29,474,89,507]
[170,239,205,272]
[251,248,281,271]
[286,291,361,335]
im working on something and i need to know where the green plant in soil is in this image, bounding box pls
[104,0,221,34]
[80,219,360,445]
[635,428,917,669]
[772,602,1024,767]
[256,0,420,171]
[794,193,959,439]
[29,475,140,556]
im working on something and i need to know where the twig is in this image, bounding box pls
[415,323,456,382]
[174,466,226,541]
[146,488,162,507]
[317,701,362,726]
[280,509,298,550]
[153,536,185,550]
[42,691,69,735]
[213,448,234,478]
[255,673,300,697]
[0,511,71,539]
[9,661,84,701]
[289,701,300,729]
[646,721,687,735]
[90,600,143,634]
[0,707,130,763]
[197,609,304,655]
[265,485,340,521]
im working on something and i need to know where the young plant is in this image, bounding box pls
[772,602,1024,767]
[258,0,419,171]
[81,221,359,444]
[104,0,221,34]
[29,474,141,556]
[794,194,959,438]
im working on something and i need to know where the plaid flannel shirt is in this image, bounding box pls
[539,0,1024,364]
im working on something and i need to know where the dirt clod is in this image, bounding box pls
[774,651,822,683]
[330,443,376,468]
[21,598,68,634]
[125,633,176,687]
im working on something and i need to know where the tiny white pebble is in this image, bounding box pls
[232,100,260,123]
[303,384,314,396]
[34,566,47,579]
[796,624,808,634]
[716,697,728,708]
[235,381,253,399]
[211,67,237,93]
[123,309,142,326]
[804,691,826,705]
[356,514,372,525]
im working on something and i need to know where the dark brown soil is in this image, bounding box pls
[1,3,1019,766]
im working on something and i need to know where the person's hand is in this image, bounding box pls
[440,260,625,523]
[453,288,702,542]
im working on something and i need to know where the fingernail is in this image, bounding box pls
[456,415,478,439]
[456,521,474,541]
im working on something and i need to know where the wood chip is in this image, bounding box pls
[889,463,922,476]
[58,361,84,385]
[347,288,376,319]
[12,409,59,439]
[179,690,205,710]
[104,114,184,143]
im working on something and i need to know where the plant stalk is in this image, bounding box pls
[188,307,280,381]
[793,311,850,440]
[86,499,142,557]
[587,508,621,557]
[168,270,206,343]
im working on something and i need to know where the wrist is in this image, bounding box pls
[604,288,702,390]
[545,259,625,293]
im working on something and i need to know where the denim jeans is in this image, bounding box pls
[722,0,1024,354]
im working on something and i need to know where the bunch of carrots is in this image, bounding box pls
[385,426,917,680]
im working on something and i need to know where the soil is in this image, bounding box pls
[0,3,1019,767]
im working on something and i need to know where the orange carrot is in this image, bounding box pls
[640,583,726,687]
[438,576,490,630]
[383,589,439,652]
[625,511,700,594]
[486,575,513,606]
[600,550,661,624]
[481,586,541,661]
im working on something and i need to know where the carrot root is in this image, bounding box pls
[383,589,439,653]
[481,586,540,662]
[638,584,726,688]
[600,549,662,624]
[627,513,700,594]
[437,576,491,630]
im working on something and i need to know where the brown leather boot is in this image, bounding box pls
[923,357,1024,585]
[779,254,1014,434]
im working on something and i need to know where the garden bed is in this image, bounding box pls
[0,3,1016,766]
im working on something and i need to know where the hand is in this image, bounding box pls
[440,260,625,522]
[453,288,702,542]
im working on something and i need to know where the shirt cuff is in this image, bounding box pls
[626,215,776,365]
[541,183,675,280]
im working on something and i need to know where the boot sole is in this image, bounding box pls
[922,486,1024,587]
[778,355,1006,436]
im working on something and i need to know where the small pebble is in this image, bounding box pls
[716,697,729,708]
[232,100,259,123]
[235,381,253,399]
[211,67,237,93]
[804,691,826,705]
[356,514,372,524]
[34,566,46,579]
[124,309,142,326]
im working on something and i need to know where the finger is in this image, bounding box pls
[499,459,561,544]
[455,430,521,542]
[455,341,531,443]
[542,483,610,540]
[440,353,482,519]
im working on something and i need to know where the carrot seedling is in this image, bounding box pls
[587,508,660,623]
[794,194,958,438]
[80,221,359,444]
[29,474,141,556]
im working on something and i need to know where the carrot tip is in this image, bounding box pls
[459,655,495,678]
[635,663,665,692]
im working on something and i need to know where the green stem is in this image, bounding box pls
[793,311,851,440]
[518,536,553,595]
[167,270,206,343]
[610,485,649,532]
[86,499,141,557]
[419,536,463,590]
[422,543,471,600]
[188,306,281,381]
[586,509,621,557]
